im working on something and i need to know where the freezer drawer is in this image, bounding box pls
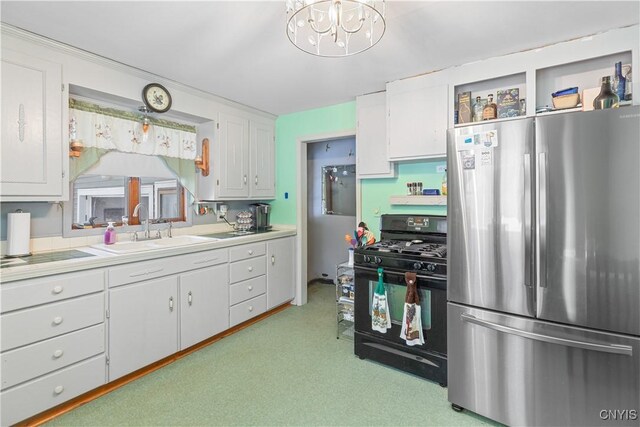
[448,303,639,427]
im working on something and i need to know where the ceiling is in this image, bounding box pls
[1,1,638,116]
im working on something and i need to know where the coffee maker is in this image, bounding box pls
[249,203,271,231]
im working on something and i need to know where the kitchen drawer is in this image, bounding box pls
[1,293,104,352]
[1,270,104,313]
[176,248,228,270]
[229,276,266,306]
[0,355,105,427]
[229,242,266,262]
[1,324,104,390]
[229,256,266,284]
[230,294,267,327]
[108,258,180,288]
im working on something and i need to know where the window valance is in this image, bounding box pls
[69,98,197,160]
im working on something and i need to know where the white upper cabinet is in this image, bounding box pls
[356,92,395,179]
[249,119,275,199]
[387,80,448,160]
[198,113,275,201]
[216,112,250,198]
[1,48,65,201]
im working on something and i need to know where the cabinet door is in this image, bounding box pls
[1,48,64,200]
[266,237,295,309]
[356,92,395,178]
[179,264,229,350]
[387,81,448,160]
[108,276,178,381]
[249,119,275,199]
[217,112,249,198]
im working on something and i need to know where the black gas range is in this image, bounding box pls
[353,214,448,386]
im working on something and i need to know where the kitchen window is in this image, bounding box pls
[71,174,185,230]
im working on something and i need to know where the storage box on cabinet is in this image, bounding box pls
[0,355,106,427]
[1,270,104,313]
[1,293,104,352]
[1,324,104,390]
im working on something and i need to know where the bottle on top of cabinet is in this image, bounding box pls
[613,61,626,101]
[594,76,619,110]
[624,66,632,101]
[482,94,497,120]
[473,96,484,122]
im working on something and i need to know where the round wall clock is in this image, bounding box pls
[142,83,172,113]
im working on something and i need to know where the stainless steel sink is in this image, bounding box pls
[91,235,217,254]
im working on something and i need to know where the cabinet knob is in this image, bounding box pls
[248,306,253,312]
[248,250,254,255]
[52,286,63,294]
[53,349,64,359]
[243,175,248,184]
[248,285,253,291]
[54,385,64,395]
[52,316,63,325]
[188,291,193,306]
[169,296,174,311]
[248,266,253,272]
[255,175,258,185]
[271,255,275,265]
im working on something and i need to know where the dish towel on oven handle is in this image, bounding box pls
[400,272,425,346]
[371,267,391,333]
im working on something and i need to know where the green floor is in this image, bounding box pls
[47,283,497,426]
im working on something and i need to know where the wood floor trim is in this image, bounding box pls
[18,301,293,427]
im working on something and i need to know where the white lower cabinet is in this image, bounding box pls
[108,276,179,381]
[179,264,229,350]
[0,269,106,426]
[266,237,295,309]
[1,355,106,426]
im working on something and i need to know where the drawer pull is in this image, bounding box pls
[194,257,218,265]
[248,306,253,312]
[54,385,64,395]
[53,349,64,359]
[52,316,63,325]
[248,266,253,272]
[248,285,253,291]
[52,285,64,294]
[188,291,193,306]
[169,296,174,311]
[248,250,254,255]
[129,268,164,278]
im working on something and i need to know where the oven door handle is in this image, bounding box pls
[355,265,446,281]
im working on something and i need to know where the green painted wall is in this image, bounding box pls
[271,101,357,225]
[272,102,447,240]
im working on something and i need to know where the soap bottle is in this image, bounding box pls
[104,222,116,245]
[441,169,448,196]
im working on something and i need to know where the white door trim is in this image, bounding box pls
[294,129,358,306]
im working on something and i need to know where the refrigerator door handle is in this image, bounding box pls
[524,153,532,288]
[537,152,548,288]
[461,313,633,356]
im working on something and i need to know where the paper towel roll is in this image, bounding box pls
[7,211,31,257]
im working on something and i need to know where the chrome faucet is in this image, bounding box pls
[132,203,161,241]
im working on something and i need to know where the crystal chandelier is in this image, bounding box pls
[286,0,386,57]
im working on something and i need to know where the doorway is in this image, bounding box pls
[306,137,356,284]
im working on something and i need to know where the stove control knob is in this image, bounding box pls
[364,255,372,263]
[374,257,382,265]
[413,262,423,270]
[426,263,436,272]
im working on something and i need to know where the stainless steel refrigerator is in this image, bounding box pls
[447,106,640,427]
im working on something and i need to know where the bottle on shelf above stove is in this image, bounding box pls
[594,76,619,110]
[482,94,497,120]
[613,61,626,101]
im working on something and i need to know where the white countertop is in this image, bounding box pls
[0,227,296,283]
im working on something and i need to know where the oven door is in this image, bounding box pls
[354,265,447,356]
